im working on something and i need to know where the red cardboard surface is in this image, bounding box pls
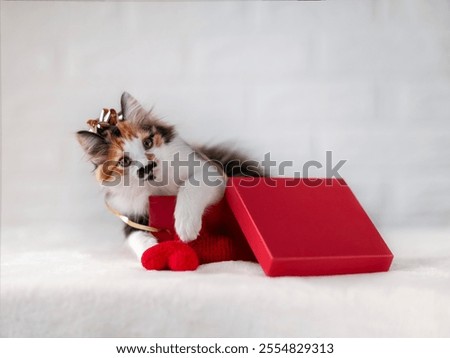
[225,177,394,276]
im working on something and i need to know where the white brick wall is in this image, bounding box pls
[2,0,450,228]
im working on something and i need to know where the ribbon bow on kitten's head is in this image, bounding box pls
[86,108,124,135]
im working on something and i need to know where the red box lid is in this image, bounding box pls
[225,177,394,276]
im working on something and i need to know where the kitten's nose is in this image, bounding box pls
[137,162,157,178]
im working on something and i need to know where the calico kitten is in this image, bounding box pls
[77,92,261,263]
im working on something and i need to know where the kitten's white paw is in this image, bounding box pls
[174,203,202,243]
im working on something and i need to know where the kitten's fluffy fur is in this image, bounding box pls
[77,92,261,262]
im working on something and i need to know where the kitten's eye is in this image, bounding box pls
[143,138,153,149]
[118,157,131,167]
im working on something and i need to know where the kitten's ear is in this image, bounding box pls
[121,92,147,123]
[76,130,109,166]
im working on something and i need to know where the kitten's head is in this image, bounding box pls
[76,92,175,186]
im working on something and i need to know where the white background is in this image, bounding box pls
[2,0,450,339]
[2,0,450,230]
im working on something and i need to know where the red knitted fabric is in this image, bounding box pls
[141,241,199,271]
[141,196,256,271]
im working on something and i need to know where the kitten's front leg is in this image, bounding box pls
[175,161,226,242]
[127,230,158,259]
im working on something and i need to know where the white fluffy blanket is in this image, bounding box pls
[1,223,449,337]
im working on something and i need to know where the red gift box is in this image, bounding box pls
[149,177,393,276]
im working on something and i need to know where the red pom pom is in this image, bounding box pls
[141,242,173,270]
[141,241,199,271]
[168,246,199,271]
